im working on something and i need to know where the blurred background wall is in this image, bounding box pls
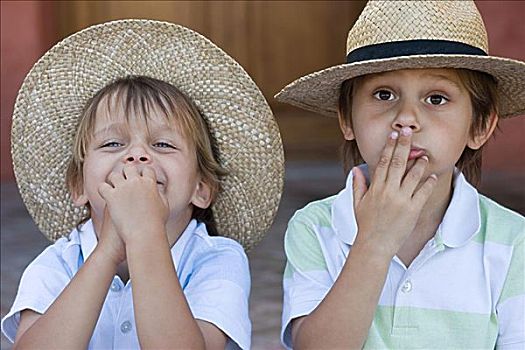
[1,0,524,179]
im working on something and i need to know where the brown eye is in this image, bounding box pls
[373,90,394,101]
[426,94,448,105]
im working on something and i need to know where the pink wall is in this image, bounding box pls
[0,1,56,181]
[476,1,525,173]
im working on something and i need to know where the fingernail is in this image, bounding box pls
[401,127,412,136]
[390,131,399,139]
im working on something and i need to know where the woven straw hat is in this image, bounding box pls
[12,19,284,251]
[276,0,525,118]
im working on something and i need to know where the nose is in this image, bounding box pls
[124,146,152,164]
[391,101,421,132]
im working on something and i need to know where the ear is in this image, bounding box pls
[71,190,89,207]
[191,178,213,209]
[338,113,355,141]
[467,112,499,150]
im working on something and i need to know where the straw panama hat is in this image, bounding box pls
[11,19,284,251]
[276,0,525,119]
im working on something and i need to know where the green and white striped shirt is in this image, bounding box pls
[282,169,524,349]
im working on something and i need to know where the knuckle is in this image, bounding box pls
[407,169,422,182]
[381,188,397,202]
[420,181,435,195]
[385,137,396,148]
[406,206,418,216]
[377,155,390,168]
[426,180,437,191]
[390,156,405,168]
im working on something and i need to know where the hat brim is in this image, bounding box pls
[275,54,525,118]
[12,19,284,251]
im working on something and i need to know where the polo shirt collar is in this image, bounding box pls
[77,218,200,268]
[331,164,365,245]
[78,220,97,262]
[438,170,480,248]
[331,165,480,248]
[170,219,198,269]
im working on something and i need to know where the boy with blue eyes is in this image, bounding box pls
[2,20,283,349]
[276,1,524,348]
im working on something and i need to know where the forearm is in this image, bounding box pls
[14,248,117,349]
[127,233,205,350]
[294,240,391,349]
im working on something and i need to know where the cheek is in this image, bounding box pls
[431,121,471,162]
[353,120,388,161]
[82,158,111,193]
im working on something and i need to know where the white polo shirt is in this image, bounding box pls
[2,219,251,350]
[282,167,524,349]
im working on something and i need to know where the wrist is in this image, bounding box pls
[118,219,165,241]
[90,245,121,271]
[351,236,395,264]
[124,225,168,250]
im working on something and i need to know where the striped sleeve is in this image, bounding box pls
[281,204,333,349]
[496,233,525,349]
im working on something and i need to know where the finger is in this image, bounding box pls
[98,182,113,200]
[352,167,368,209]
[103,205,111,221]
[412,173,438,206]
[102,205,112,227]
[386,126,412,185]
[107,171,123,187]
[123,164,139,180]
[141,166,157,181]
[102,206,118,234]
[373,130,398,184]
[400,155,429,195]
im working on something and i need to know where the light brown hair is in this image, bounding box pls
[338,69,499,186]
[66,76,227,235]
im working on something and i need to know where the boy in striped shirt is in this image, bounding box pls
[276,1,524,348]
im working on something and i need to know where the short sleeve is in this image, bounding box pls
[281,212,333,349]
[184,240,251,350]
[496,235,525,349]
[1,245,74,343]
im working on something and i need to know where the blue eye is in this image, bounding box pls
[425,94,449,105]
[373,90,395,101]
[101,141,122,148]
[154,142,175,149]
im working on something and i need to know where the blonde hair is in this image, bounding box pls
[338,69,499,186]
[66,76,227,235]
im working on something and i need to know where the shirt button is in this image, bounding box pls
[109,277,122,292]
[110,280,121,292]
[401,280,412,293]
[120,320,132,334]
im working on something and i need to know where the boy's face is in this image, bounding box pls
[342,68,493,181]
[72,95,212,237]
